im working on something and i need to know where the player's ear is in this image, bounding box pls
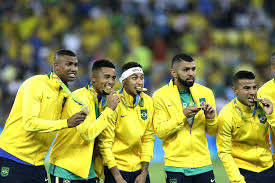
[170,69,177,79]
[53,62,59,74]
[232,85,238,96]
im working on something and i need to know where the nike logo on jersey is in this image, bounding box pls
[210,179,215,182]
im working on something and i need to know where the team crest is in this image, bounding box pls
[63,179,71,183]
[199,98,206,107]
[258,114,267,124]
[141,109,148,120]
[1,167,9,177]
[170,178,177,183]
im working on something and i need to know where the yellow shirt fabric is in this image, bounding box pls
[217,98,275,183]
[152,80,217,168]
[0,74,68,165]
[49,86,114,179]
[258,78,275,162]
[99,89,155,172]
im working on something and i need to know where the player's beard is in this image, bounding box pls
[178,74,194,88]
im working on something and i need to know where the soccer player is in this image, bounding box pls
[0,49,87,183]
[217,70,275,183]
[48,59,120,183]
[99,62,154,183]
[258,52,275,162]
[153,53,217,183]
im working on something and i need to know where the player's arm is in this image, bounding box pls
[22,80,68,132]
[109,166,127,183]
[153,95,186,139]
[63,94,112,143]
[66,92,119,143]
[98,109,128,183]
[205,91,218,136]
[98,107,118,170]
[217,114,246,183]
[76,108,114,143]
[261,99,275,127]
[258,91,275,161]
[134,162,149,183]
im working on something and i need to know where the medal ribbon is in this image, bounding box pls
[48,71,84,106]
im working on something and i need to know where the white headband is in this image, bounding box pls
[119,67,143,83]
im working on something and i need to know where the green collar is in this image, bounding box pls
[178,89,189,94]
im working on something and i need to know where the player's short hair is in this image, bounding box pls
[232,70,255,86]
[171,53,193,68]
[92,59,115,72]
[121,62,142,74]
[54,49,76,61]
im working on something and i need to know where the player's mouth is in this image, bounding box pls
[103,85,114,94]
[186,77,194,82]
[68,72,76,79]
[136,86,147,92]
[247,97,255,103]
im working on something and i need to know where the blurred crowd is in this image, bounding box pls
[1,0,275,126]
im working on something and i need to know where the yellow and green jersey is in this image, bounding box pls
[217,98,275,183]
[258,78,275,162]
[98,89,155,172]
[49,85,114,179]
[0,73,69,165]
[152,80,217,169]
[164,88,213,175]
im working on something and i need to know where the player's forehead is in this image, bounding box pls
[56,55,77,63]
[100,67,115,74]
[176,60,195,68]
[237,79,256,87]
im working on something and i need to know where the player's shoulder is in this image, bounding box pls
[259,79,274,92]
[72,87,93,103]
[192,83,213,94]
[218,100,235,118]
[22,75,47,87]
[142,92,153,104]
[73,87,87,95]
[142,92,152,100]
[26,74,47,82]
[152,83,169,98]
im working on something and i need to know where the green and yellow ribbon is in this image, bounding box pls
[85,83,107,108]
[119,88,144,108]
[48,71,84,106]
[234,98,265,120]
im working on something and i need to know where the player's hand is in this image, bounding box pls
[107,91,120,111]
[203,103,216,119]
[183,106,200,118]
[260,98,273,115]
[67,111,87,128]
[115,176,127,183]
[134,171,147,183]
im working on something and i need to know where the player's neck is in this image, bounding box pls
[175,80,188,91]
[94,87,102,99]
[124,88,136,99]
